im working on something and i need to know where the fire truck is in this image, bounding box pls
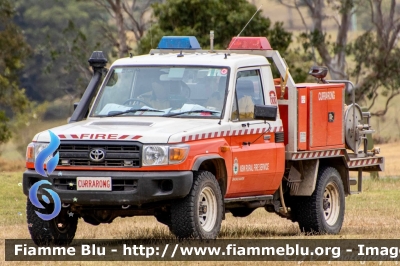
[23,36,384,244]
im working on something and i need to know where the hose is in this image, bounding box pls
[279,182,288,214]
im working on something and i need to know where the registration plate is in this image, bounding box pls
[76,177,112,191]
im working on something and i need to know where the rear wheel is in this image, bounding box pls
[27,199,78,245]
[292,167,345,234]
[170,171,223,239]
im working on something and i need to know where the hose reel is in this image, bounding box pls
[344,103,377,157]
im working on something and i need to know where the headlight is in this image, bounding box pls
[142,146,169,166]
[26,142,51,163]
[142,145,189,166]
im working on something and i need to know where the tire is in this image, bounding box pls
[292,166,345,234]
[170,171,223,239]
[27,199,78,246]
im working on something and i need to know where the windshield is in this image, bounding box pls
[91,66,229,118]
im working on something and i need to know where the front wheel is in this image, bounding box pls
[27,199,78,246]
[292,166,345,234]
[170,171,223,239]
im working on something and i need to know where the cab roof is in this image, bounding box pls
[112,51,270,69]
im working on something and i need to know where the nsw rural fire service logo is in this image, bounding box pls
[269,91,277,105]
[233,157,239,175]
[29,130,62,221]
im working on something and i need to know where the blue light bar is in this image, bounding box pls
[157,36,201,50]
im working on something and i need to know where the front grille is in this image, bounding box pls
[53,178,138,191]
[57,141,142,167]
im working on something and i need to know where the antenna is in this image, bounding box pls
[227,5,263,50]
[150,22,153,49]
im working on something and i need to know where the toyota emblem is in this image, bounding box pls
[89,148,106,162]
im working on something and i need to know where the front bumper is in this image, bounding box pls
[23,169,193,206]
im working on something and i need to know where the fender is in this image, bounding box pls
[191,154,228,213]
[289,159,319,196]
[191,155,225,171]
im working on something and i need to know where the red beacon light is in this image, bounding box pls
[227,37,272,50]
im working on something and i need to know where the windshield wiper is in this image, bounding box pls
[103,108,163,117]
[163,110,219,117]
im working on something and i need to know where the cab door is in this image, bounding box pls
[227,68,283,197]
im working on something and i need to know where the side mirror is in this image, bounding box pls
[254,104,277,121]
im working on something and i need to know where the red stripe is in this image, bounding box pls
[181,136,186,142]
[250,129,254,134]
[195,134,199,140]
[208,133,212,138]
[132,135,142,140]
[202,133,206,139]
[71,134,79,139]
[214,132,218,137]
[238,130,242,135]
[58,135,66,139]
[118,135,129,139]
[188,135,193,141]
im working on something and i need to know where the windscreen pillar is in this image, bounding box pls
[69,51,107,123]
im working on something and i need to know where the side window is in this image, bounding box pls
[231,69,264,121]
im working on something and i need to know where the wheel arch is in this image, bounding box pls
[319,157,349,195]
[288,157,349,196]
[191,155,227,197]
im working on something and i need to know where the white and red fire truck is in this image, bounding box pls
[23,36,384,244]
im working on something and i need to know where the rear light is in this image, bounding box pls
[227,37,272,50]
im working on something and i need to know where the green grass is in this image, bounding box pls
[0,172,26,227]
[2,171,400,265]
[2,171,400,237]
